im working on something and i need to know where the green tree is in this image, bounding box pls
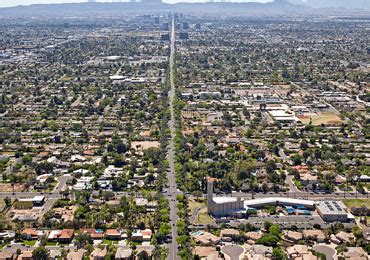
[273,247,286,260]
[74,232,92,248]
[4,197,11,208]
[256,234,280,247]
[266,160,276,174]
[32,246,49,260]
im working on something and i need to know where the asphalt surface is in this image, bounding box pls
[313,244,336,260]
[222,245,244,260]
[166,17,180,260]
[285,175,300,193]
[229,213,357,230]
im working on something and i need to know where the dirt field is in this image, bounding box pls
[0,183,24,192]
[131,141,160,151]
[299,113,343,126]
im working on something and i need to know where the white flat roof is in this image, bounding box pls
[244,197,315,208]
[213,197,239,204]
[269,110,288,116]
[316,201,347,215]
[110,75,125,80]
[33,196,45,201]
[212,197,315,208]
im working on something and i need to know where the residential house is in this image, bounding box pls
[220,229,240,242]
[284,231,303,243]
[244,231,262,244]
[106,229,121,240]
[79,229,104,240]
[115,247,132,260]
[192,231,220,246]
[286,245,315,260]
[48,230,61,241]
[193,246,220,259]
[340,247,369,260]
[49,249,62,260]
[0,251,14,260]
[333,231,355,244]
[21,229,43,240]
[135,246,154,259]
[90,248,107,260]
[245,245,273,259]
[17,251,33,260]
[58,229,74,243]
[67,250,86,260]
[302,230,326,243]
[131,229,151,242]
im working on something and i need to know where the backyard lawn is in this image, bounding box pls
[102,239,119,245]
[22,240,36,247]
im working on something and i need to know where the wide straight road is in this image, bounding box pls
[0,175,72,199]
[166,17,179,260]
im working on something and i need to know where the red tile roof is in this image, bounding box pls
[59,229,74,239]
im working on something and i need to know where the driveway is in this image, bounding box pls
[222,245,244,260]
[313,244,336,260]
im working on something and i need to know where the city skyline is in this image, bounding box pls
[0,0,272,8]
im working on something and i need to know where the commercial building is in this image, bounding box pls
[268,110,301,125]
[19,196,45,207]
[207,180,245,217]
[316,201,353,222]
[207,180,315,216]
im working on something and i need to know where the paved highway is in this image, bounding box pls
[166,17,180,260]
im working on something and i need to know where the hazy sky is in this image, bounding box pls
[0,0,272,8]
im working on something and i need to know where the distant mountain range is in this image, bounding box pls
[289,0,370,11]
[0,0,368,17]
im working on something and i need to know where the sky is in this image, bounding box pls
[0,0,272,8]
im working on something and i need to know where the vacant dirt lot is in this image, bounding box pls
[0,183,24,192]
[299,113,343,126]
